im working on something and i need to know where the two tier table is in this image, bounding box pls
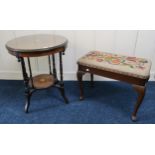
[6,34,69,113]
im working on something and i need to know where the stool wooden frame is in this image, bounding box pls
[77,64,149,121]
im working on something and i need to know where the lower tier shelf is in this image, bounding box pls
[29,74,55,89]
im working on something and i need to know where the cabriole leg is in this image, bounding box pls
[132,84,146,121]
[77,70,85,100]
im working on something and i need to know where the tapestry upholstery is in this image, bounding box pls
[78,51,152,79]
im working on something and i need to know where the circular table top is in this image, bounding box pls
[6,34,68,53]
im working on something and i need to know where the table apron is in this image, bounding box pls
[8,47,65,58]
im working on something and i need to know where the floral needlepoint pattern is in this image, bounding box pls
[84,51,148,70]
[78,51,151,79]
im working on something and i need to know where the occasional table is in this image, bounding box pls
[6,34,69,113]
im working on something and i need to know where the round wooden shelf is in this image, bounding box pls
[29,74,55,89]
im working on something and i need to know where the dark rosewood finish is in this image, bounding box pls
[6,34,69,113]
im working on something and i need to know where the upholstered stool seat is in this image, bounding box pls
[78,51,151,79]
[77,51,152,121]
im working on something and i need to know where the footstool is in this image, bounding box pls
[77,51,152,121]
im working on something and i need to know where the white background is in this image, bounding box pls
[0,0,155,155]
[0,30,155,80]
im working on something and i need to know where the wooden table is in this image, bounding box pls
[6,34,69,113]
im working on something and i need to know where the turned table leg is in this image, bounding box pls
[58,52,69,104]
[25,92,32,113]
[132,84,146,121]
[58,83,69,104]
[20,57,31,113]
